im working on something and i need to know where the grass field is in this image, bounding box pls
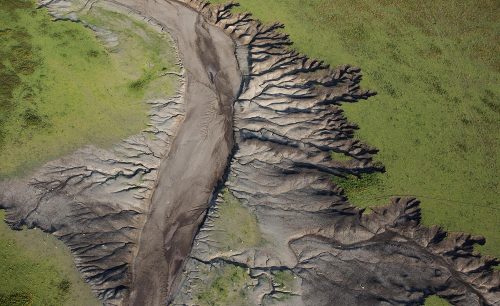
[0,0,178,177]
[212,189,262,251]
[425,296,451,306]
[0,211,100,306]
[210,0,499,260]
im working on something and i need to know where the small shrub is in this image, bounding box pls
[57,279,71,294]
[87,49,100,58]
[129,71,155,91]
[22,108,48,127]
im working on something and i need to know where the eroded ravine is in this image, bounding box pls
[113,1,242,305]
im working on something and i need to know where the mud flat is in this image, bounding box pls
[1,1,499,306]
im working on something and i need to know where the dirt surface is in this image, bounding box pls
[111,1,242,305]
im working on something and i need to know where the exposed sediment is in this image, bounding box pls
[0,1,498,306]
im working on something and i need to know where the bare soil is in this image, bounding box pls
[110,1,242,305]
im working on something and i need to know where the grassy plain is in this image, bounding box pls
[0,211,100,306]
[210,0,499,259]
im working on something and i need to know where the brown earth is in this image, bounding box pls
[113,1,242,305]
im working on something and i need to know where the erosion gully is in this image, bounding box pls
[108,0,242,305]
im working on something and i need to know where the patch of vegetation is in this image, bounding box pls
[195,265,253,306]
[272,270,296,291]
[0,0,178,177]
[332,173,381,202]
[57,279,71,294]
[0,292,32,306]
[330,151,352,161]
[210,0,500,257]
[258,270,298,303]
[424,295,451,306]
[213,189,263,251]
[80,6,179,98]
[0,210,100,306]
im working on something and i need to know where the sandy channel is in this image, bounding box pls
[108,0,242,304]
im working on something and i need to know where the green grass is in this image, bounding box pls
[79,6,179,97]
[0,211,100,306]
[272,270,297,293]
[212,189,262,251]
[330,151,352,162]
[210,0,500,257]
[195,265,253,306]
[0,0,178,177]
[331,173,381,200]
[425,295,451,306]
